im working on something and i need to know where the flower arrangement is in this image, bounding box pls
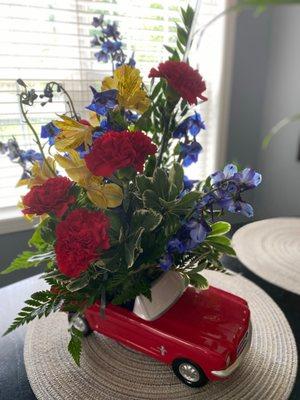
[1,6,261,365]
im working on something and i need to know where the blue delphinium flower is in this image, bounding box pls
[20,149,43,163]
[86,87,118,116]
[92,16,104,28]
[188,112,205,137]
[234,167,262,189]
[159,218,211,271]
[40,122,60,145]
[173,112,205,139]
[183,175,197,191]
[210,163,237,185]
[159,253,174,271]
[94,50,109,63]
[199,164,262,218]
[180,141,202,167]
[0,142,8,154]
[102,40,122,54]
[125,110,139,123]
[102,22,120,38]
[127,53,136,67]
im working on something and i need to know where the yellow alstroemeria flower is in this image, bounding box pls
[54,151,123,209]
[53,115,94,152]
[102,65,150,114]
[88,111,100,128]
[17,157,56,188]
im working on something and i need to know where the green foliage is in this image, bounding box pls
[188,273,209,290]
[132,209,162,232]
[28,219,52,251]
[1,250,54,275]
[124,227,145,268]
[66,273,91,292]
[208,221,231,237]
[111,278,152,305]
[168,163,184,194]
[3,290,60,335]
[263,112,300,149]
[68,326,83,366]
[206,235,236,257]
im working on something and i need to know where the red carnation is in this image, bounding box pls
[149,60,207,105]
[55,208,110,278]
[85,130,157,177]
[22,176,75,218]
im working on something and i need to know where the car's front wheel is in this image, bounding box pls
[68,313,92,336]
[172,359,208,387]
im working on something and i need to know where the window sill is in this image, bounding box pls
[0,207,35,235]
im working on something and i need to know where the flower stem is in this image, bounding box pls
[47,82,80,121]
[19,94,56,175]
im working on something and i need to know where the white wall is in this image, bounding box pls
[255,5,300,218]
[227,6,300,220]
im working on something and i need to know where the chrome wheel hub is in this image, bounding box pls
[73,316,87,332]
[179,363,200,383]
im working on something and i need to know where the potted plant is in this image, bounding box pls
[1,6,261,387]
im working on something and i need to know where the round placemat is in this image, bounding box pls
[232,218,300,294]
[24,271,297,400]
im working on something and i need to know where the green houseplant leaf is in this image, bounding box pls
[1,250,54,275]
[132,209,162,232]
[124,227,145,268]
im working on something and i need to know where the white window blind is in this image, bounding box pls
[0,0,228,217]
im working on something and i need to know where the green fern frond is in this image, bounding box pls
[3,291,62,336]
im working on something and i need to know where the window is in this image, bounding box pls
[0,0,230,228]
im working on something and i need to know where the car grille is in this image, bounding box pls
[237,328,249,356]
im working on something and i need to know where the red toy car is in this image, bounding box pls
[70,271,251,387]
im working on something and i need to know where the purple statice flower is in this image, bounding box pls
[40,122,60,145]
[180,141,202,167]
[86,87,118,116]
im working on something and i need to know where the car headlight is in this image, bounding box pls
[226,355,231,367]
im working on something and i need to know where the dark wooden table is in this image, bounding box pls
[0,253,299,400]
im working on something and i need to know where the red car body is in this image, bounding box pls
[84,284,251,382]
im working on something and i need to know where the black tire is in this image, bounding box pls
[68,313,93,336]
[172,358,208,388]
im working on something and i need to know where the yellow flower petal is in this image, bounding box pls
[84,177,123,209]
[102,65,150,114]
[88,111,100,127]
[54,151,89,183]
[55,151,123,209]
[99,183,123,208]
[18,157,56,188]
[53,115,94,152]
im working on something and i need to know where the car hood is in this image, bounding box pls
[150,285,250,357]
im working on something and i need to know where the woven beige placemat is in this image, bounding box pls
[232,218,300,294]
[24,270,297,400]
